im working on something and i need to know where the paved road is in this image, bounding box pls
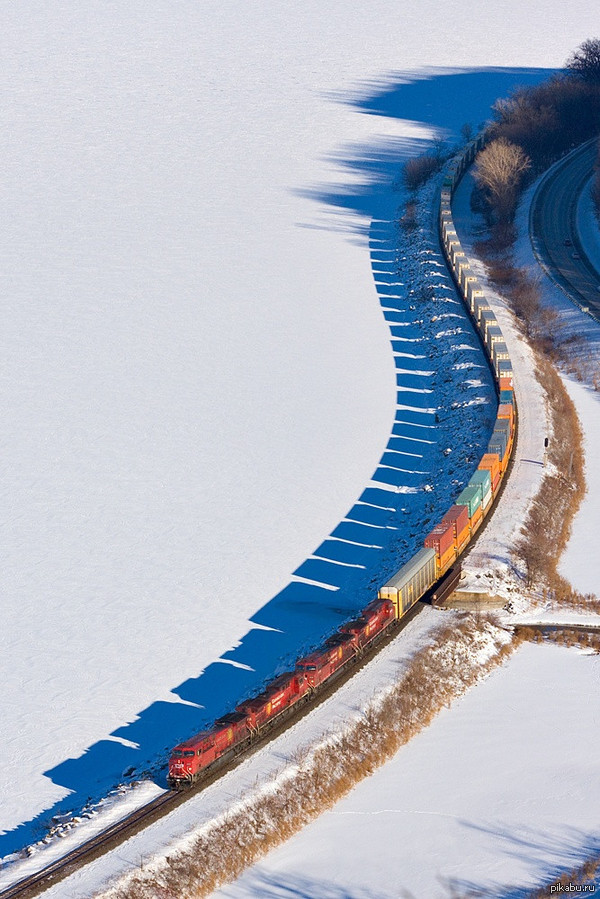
[530,139,600,322]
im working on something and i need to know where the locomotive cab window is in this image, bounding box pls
[183,750,195,757]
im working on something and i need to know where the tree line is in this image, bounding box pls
[472,38,600,242]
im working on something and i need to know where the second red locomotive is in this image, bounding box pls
[168,599,395,788]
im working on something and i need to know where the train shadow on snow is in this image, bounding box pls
[1,65,553,860]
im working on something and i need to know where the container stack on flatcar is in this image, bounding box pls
[167,132,517,791]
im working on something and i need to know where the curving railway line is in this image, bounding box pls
[0,155,499,899]
[0,603,424,899]
[0,127,523,899]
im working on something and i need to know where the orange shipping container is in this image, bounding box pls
[437,543,456,572]
[470,505,483,532]
[499,375,514,391]
[479,453,500,482]
[456,523,470,551]
[498,403,515,429]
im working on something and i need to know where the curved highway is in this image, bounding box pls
[530,139,600,322]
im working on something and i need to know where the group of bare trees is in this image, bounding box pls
[471,38,600,242]
[566,37,600,83]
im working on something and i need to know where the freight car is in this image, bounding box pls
[168,131,516,791]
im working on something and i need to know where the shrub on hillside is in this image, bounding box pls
[490,76,600,169]
[472,138,531,227]
[403,153,443,191]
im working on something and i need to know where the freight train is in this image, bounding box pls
[168,132,514,790]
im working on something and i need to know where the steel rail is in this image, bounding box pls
[1,129,524,899]
[0,601,425,899]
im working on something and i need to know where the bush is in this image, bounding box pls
[472,138,531,226]
[403,153,443,191]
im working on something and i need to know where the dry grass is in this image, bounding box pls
[514,353,585,593]
[400,200,418,232]
[515,625,600,651]
[101,615,515,899]
[527,850,600,897]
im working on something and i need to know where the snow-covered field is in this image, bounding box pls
[212,641,600,899]
[206,170,600,899]
[2,0,600,896]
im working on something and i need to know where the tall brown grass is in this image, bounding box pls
[515,625,600,651]
[526,839,600,896]
[527,859,600,897]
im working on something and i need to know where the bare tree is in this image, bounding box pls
[566,37,600,83]
[472,138,531,224]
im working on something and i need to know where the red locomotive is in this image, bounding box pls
[167,598,397,788]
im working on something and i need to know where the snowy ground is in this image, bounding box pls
[451,174,549,604]
[202,98,600,899]
[0,0,550,864]
[202,168,600,899]
[211,641,600,899]
[2,1,600,896]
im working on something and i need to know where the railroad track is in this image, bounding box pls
[0,792,178,899]
[0,601,424,899]
[2,126,521,899]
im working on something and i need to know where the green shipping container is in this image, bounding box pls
[469,468,492,495]
[456,484,482,518]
